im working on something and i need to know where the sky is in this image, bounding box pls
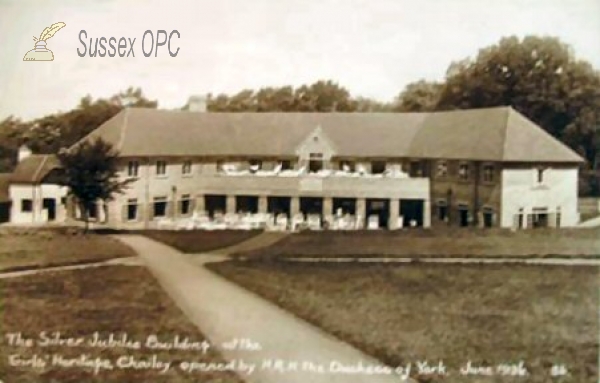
[0,0,598,121]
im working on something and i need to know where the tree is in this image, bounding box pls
[293,80,357,112]
[201,80,361,112]
[354,97,394,112]
[432,35,600,195]
[23,87,158,155]
[57,138,133,231]
[0,116,27,172]
[394,80,443,112]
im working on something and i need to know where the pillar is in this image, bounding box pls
[323,197,333,229]
[291,196,300,217]
[195,194,205,213]
[258,196,268,214]
[356,198,366,229]
[226,195,236,214]
[323,197,333,215]
[423,199,431,228]
[389,199,400,230]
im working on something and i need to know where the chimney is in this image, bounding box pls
[187,95,207,112]
[18,145,32,162]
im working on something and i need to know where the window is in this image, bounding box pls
[483,164,495,183]
[153,196,168,218]
[458,162,470,181]
[21,199,33,213]
[371,161,387,175]
[156,161,167,176]
[249,159,263,173]
[182,161,192,175]
[517,208,524,229]
[179,194,192,215]
[88,203,97,219]
[436,161,448,178]
[127,198,138,221]
[409,161,423,177]
[280,160,293,171]
[127,161,139,177]
[339,160,355,172]
[437,200,448,221]
[537,168,545,184]
[309,153,323,173]
[483,207,494,228]
[532,207,549,228]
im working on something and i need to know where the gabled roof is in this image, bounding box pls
[0,173,10,202]
[10,155,62,184]
[78,106,584,163]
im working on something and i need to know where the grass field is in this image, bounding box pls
[0,227,135,272]
[234,228,600,259]
[140,229,262,253]
[209,260,599,383]
[0,265,243,383]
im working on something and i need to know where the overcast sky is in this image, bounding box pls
[0,0,598,120]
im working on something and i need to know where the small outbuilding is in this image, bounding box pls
[8,146,68,225]
[0,173,11,223]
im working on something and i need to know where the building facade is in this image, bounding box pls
[8,148,68,225]
[68,105,582,230]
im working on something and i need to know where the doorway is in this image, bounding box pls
[366,199,390,229]
[400,199,424,227]
[205,195,226,218]
[483,208,494,228]
[333,198,356,216]
[458,205,469,227]
[267,196,291,218]
[43,198,56,221]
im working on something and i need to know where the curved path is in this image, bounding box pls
[114,235,410,383]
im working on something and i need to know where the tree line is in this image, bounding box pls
[1,35,598,194]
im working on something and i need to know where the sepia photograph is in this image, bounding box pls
[0,0,598,382]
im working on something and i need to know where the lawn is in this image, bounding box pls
[141,229,262,253]
[234,228,600,259]
[0,265,243,382]
[0,227,136,272]
[209,260,599,383]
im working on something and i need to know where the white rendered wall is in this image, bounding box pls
[9,184,68,224]
[500,167,579,228]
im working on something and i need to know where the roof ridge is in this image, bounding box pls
[500,107,512,161]
[117,108,130,151]
[31,155,49,183]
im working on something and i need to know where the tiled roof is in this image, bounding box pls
[10,155,61,184]
[77,106,584,163]
[0,173,10,202]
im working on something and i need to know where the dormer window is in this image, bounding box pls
[280,160,293,171]
[371,161,387,175]
[249,159,263,173]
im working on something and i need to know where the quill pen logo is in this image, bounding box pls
[23,22,66,61]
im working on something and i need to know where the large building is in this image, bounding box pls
[63,105,583,230]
